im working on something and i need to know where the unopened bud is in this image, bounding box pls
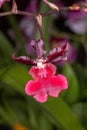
[69,4,80,10]
[83,8,87,12]
[36,14,42,28]
[12,0,17,14]
[43,0,59,11]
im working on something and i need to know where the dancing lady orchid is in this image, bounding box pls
[13,39,68,103]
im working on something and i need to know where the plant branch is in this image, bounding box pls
[0,3,87,17]
[35,14,44,40]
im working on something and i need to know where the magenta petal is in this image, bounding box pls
[29,66,40,80]
[49,88,61,97]
[25,80,42,95]
[29,63,56,80]
[58,74,68,89]
[49,74,68,97]
[34,91,48,103]
[45,63,56,77]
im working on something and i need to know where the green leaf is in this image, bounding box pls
[0,32,13,64]
[43,97,85,130]
[0,107,12,125]
[38,115,53,130]
[0,64,32,93]
[73,64,87,99]
[62,64,80,104]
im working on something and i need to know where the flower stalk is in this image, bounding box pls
[0,0,87,17]
[35,14,44,40]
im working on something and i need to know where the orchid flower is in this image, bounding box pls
[13,39,68,103]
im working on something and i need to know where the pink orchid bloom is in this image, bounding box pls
[25,63,68,103]
[13,39,68,103]
[0,0,10,8]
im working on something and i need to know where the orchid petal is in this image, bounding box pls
[50,74,68,89]
[47,42,69,63]
[30,39,46,59]
[34,91,48,103]
[49,55,67,63]
[25,80,42,95]
[49,74,68,97]
[25,79,48,102]
[12,54,36,65]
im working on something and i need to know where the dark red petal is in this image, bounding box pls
[30,39,46,59]
[25,80,42,95]
[49,55,67,63]
[48,74,68,97]
[12,54,36,65]
[47,42,69,63]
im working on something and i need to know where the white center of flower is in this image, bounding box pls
[37,59,45,69]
